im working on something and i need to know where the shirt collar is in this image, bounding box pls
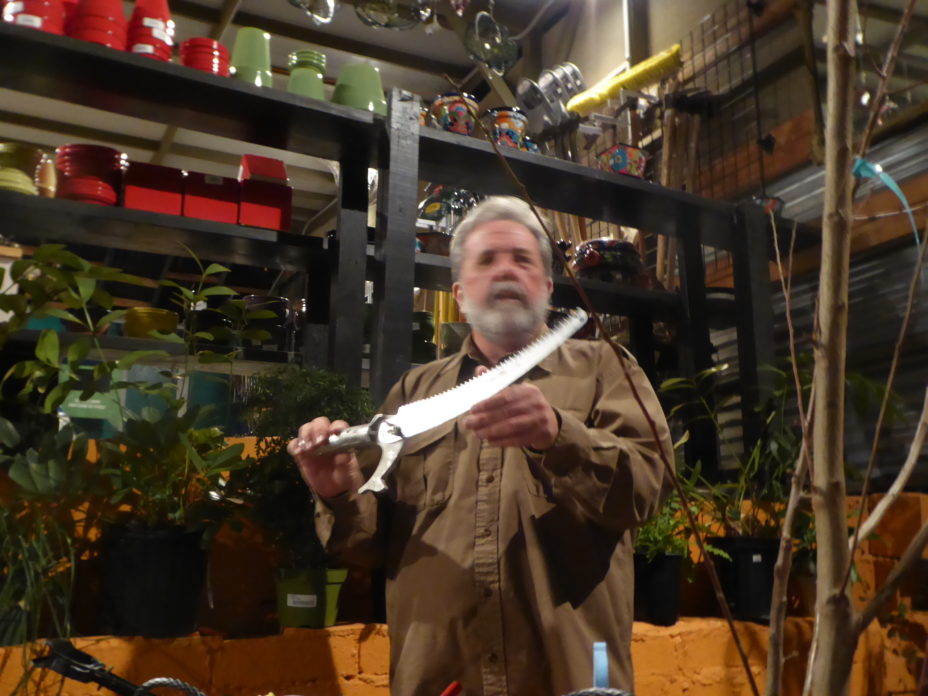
[440,326,558,381]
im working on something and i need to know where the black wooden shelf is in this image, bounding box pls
[400,250,687,320]
[0,191,326,272]
[418,128,737,251]
[0,23,379,164]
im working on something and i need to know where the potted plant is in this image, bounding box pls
[2,244,256,638]
[661,356,903,622]
[227,363,373,629]
[0,244,152,690]
[633,452,718,626]
[92,253,254,638]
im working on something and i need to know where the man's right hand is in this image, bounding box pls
[287,417,363,499]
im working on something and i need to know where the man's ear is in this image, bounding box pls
[452,281,464,310]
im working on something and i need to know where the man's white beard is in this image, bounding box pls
[460,281,549,349]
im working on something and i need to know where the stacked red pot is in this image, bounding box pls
[3,0,67,35]
[179,37,230,76]
[68,0,127,50]
[55,143,127,206]
[127,0,173,61]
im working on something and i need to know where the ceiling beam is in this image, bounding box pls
[169,0,470,79]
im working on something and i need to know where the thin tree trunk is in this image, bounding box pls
[808,0,858,694]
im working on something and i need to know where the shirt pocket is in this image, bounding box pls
[394,421,456,509]
[521,404,589,501]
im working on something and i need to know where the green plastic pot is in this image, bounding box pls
[276,567,348,628]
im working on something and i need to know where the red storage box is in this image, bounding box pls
[239,179,292,231]
[183,172,240,224]
[122,162,184,215]
[239,154,289,183]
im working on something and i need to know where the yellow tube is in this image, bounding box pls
[566,44,682,118]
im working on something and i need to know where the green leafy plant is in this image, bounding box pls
[661,355,906,540]
[227,364,373,568]
[0,244,255,658]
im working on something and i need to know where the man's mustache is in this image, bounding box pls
[488,281,528,304]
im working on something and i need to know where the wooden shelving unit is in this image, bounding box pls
[0,21,795,474]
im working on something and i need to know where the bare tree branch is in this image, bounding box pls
[853,389,928,547]
[857,519,928,631]
[856,0,920,158]
[766,432,812,696]
[808,0,858,691]
[843,229,928,591]
[767,216,816,696]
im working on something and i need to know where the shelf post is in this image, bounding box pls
[731,201,776,460]
[676,221,721,479]
[328,140,371,388]
[369,89,421,403]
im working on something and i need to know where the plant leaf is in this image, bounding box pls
[203,263,231,276]
[35,329,60,366]
[201,286,237,297]
[0,416,20,448]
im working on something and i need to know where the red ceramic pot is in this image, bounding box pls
[4,0,67,33]
[74,0,124,20]
[57,175,118,205]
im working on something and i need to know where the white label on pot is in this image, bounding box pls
[132,44,156,54]
[752,554,762,563]
[151,27,170,43]
[142,17,165,30]
[6,3,24,14]
[15,13,42,28]
[287,593,318,608]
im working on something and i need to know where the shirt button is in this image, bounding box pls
[487,652,499,664]
[483,586,493,598]
[485,473,495,483]
[482,527,492,538]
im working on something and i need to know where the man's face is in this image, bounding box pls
[452,220,553,348]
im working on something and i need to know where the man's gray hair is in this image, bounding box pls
[449,196,553,281]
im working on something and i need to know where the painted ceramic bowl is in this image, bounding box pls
[429,92,478,136]
[482,106,528,149]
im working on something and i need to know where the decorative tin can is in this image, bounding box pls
[596,143,650,179]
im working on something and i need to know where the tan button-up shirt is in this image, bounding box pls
[315,336,673,696]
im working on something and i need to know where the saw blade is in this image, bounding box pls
[386,308,588,439]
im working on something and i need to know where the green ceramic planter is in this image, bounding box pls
[331,62,386,115]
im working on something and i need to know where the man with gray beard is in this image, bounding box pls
[289,196,672,696]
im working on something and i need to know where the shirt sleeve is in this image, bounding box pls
[312,376,410,569]
[524,340,674,533]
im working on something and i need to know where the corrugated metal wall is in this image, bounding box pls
[711,242,928,491]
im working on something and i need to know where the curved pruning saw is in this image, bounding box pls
[316,308,589,495]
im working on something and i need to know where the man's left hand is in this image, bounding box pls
[462,383,559,450]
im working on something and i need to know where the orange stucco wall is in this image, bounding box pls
[3,617,927,696]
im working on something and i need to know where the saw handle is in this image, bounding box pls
[314,416,384,455]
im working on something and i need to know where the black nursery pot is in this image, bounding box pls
[708,536,780,623]
[634,552,682,626]
[101,524,207,638]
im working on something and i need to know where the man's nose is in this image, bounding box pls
[491,255,519,278]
